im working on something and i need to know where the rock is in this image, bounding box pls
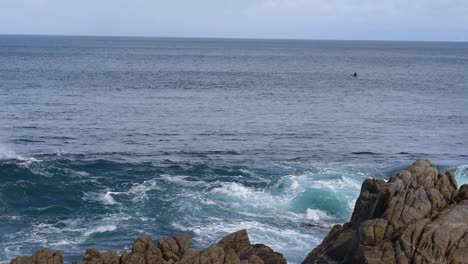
[224,250,240,264]
[216,229,252,256]
[10,249,63,264]
[83,249,100,262]
[158,237,181,261]
[101,251,119,264]
[303,160,468,264]
[133,236,155,254]
[241,245,286,264]
[121,236,163,264]
[174,234,191,255]
[9,256,34,264]
[455,184,468,202]
[246,255,264,264]
[198,246,225,264]
[8,228,286,264]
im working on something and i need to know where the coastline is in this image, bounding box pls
[9,160,468,264]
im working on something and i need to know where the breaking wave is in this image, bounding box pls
[0,155,466,263]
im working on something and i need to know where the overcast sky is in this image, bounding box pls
[0,0,467,41]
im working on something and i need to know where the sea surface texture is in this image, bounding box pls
[0,35,467,263]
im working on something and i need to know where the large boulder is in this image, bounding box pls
[303,160,468,264]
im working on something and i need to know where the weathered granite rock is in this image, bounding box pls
[303,160,468,264]
[10,230,285,264]
[10,249,63,264]
[217,229,252,256]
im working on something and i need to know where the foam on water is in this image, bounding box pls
[83,190,121,205]
[305,208,334,223]
[0,144,40,165]
[455,165,468,185]
[1,158,467,264]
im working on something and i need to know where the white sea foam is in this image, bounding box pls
[83,190,122,205]
[103,192,120,205]
[0,144,40,164]
[455,165,468,185]
[128,179,162,202]
[83,224,117,237]
[306,208,333,223]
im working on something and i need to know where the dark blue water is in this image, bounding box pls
[1,35,468,263]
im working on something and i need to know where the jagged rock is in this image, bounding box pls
[73,249,119,264]
[9,256,34,264]
[5,205,280,264]
[455,184,468,202]
[174,234,191,256]
[224,250,240,264]
[83,249,100,262]
[10,249,63,264]
[101,251,119,264]
[158,237,181,261]
[198,246,225,264]
[216,229,252,256]
[242,244,286,264]
[303,160,468,264]
[246,255,263,264]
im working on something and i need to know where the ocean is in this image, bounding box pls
[0,35,467,263]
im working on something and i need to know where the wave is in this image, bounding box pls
[0,145,40,164]
[455,165,468,185]
[350,151,378,155]
[1,156,467,264]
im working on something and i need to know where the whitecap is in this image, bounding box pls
[83,224,117,237]
[305,208,334,223]
[455,165,468,185]
[0,144,41,164]
[127,179,162,202]
[83,190,122,205]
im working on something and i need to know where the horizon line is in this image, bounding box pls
[1,33,467,44]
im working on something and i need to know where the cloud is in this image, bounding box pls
[0,0,467,41]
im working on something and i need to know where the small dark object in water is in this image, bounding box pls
[353,72,358,77]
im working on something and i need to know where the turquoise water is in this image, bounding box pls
[0,35,467,263]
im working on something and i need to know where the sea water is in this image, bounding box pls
[0,35,467,263]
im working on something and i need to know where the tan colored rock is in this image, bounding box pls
[101,251,119,264]
[198,246,224,264]
[9,223,282,264]
[174,234,191,255]
[10,249,63,264]
[83,249,100,262]
[241,245,286,264]
[247,255,264,264]
[133,236,155,254]
[216,230,251,256]
[9,256,34,264]
[158,237,181,261]
[303,160,468,264]
[224,250,240,264]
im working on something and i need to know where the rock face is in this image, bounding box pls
[10,249,63,264]
[10,230,286,264]
[303,160,468,264]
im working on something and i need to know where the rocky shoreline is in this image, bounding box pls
[304,160,468,264]
[9,160,468,264]
[10,230,286,264]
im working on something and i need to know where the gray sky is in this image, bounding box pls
[1,0,467,41]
